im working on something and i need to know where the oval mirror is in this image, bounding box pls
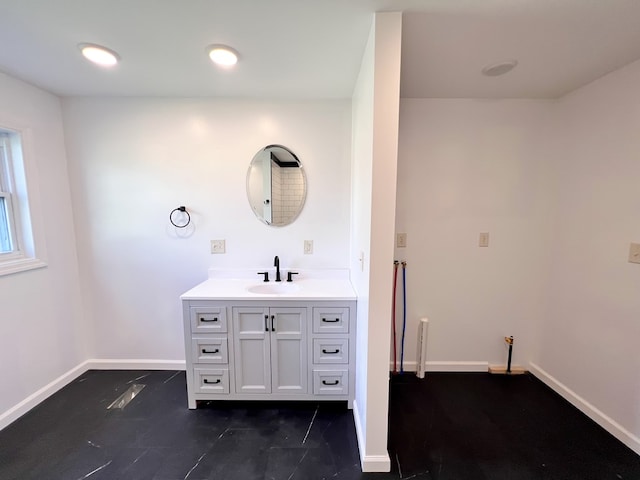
[246,145,307,226]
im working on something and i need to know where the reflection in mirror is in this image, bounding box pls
[246,145,306,226]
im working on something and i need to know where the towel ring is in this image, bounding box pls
[170,206,191,228]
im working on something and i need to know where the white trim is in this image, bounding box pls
[362,455,392,472]
[352,399,391,472]
[0,361,90,431]
[390,360,489,373]
[352,399,366,466]
[0,125,48,275]
[529,362,640,456]
[0,256,47,276]
[86,359,186,370]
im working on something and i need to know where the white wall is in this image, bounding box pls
[351,16,375,467]
[536,59,640,452]
[395,62,640,453]
[395,99,554,370]
[0,72,85,427]
[351,12,402,472]
[62,98,352,361]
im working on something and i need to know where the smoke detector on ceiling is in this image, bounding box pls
[481,60,518,77]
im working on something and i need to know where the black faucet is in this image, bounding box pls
[274,255,281,282]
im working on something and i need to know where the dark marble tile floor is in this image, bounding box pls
[387,373,640,480]
[0,370,638,479]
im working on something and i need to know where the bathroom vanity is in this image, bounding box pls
[181,270,356,408]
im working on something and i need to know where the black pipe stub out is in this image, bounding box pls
[505,336,514,373]
[488,335,526,375]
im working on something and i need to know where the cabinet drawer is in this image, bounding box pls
[191,337,228,364]
[312,369,348,395]
[193,368,229,394]
[312,307,349,334]
[312,338,349,364]
[190,306,227,334]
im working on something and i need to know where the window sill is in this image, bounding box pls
[0,256,47,277]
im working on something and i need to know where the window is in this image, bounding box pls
[0,134,18,254]
[0,129,46,275]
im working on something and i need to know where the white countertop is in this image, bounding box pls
[180,269,356,301]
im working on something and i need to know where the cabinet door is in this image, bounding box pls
[233,307,271,394]
[270,307,307,394]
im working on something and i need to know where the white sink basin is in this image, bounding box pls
[247,283,301,294]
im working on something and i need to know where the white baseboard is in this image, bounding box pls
[529,362,640,456]
[361,454,392,472]
[352,399,391,472]
[0,359,186,431]
[86,359,186,370]
[390,360,489,373]
[0,360,91,431]
[352,400,366,467]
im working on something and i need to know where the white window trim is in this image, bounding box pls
[0,126,47,276]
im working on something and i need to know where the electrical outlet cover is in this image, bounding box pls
[211,240,225,254]
[397,233,407,248]
[479,232,489,247]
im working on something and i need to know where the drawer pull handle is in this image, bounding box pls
[322,317,340,323]
[271,315,276,332]
[322,349,340,354]
[200,317,218,323]
[265,315,269,332]
[204,378,221,385]
[322,380,339,386]
[201,348,220,354]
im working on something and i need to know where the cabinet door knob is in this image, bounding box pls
[200,317,218,323]
[203,378,221,385]
[201,348,220,354]
[322,349,340,354]
[322,317,339,323]
[322,380,339,386]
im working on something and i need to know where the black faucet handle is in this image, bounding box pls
[286,271,299,282]
[257,271,270,282]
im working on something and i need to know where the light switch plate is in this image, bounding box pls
[211,239,225,254]
[629,242,640,264]
[304,240,313,254]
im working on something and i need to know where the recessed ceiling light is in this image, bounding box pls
[207,45,238,67]
[79,43,120,67]
[482,60,518,77]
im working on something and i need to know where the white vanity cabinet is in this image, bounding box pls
[182,298,356,409]
[232,306,307,395]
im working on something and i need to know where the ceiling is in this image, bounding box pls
[1,0,640,99]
